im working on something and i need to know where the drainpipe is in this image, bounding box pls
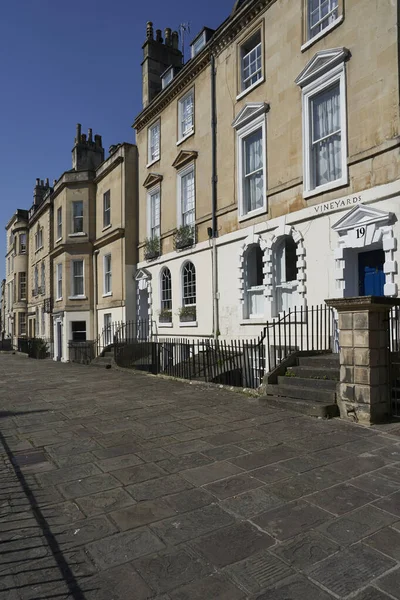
[210,52,219,340]
[93,250,99,348]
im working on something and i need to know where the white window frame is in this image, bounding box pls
[302,63,347,198]
[236,114,267,221]
[56,264,62,301]
[178,90,194,142]
[34,265,39,296]
[177,163,196,228]
[182,261,196,307]
[307,0,340,43]
[19,233,26,254]
[244,244,265,320]
[147,120,160,166]
[160,267,172,311]
[19,272,26,301]
[19,312,26,336]
[103,190,111,228]
[238,29,263,98]
[72,201,84,234]
[147,185,161,239]
[70,259,85,299]
[191,31,207,57]
[57,207,62,240]
[103,254,112,296]
[162,67,174,89]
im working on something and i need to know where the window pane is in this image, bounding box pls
[309,0,338,37]
[182,262,196,305]
[161,267,172,310]
[311,82,341,187]
[242,32,262,90]
[150,190,160,238]
[103,191,111,227]
[149,123,160,161]
[180,93,194,137]
[243,128,264,213]
[73,261,84,296]
[181,169,195,225]
[73,201,83,232]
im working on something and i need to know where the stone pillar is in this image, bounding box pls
[325,296,400,425]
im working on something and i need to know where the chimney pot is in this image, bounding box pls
[35,178,40,186]
[88,128,93,142]
[40,180,44,186]
[81,133,86,142]
[172,30,179,49]
[165,27,172,45]
[146,21,154,40]
[53,179,57,186]
[45,178,49,186]
[76,123,82,143]
[155,29,163,43]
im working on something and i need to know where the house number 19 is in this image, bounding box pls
[356,227,366,239]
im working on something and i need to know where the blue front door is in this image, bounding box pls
[358,249,385,296]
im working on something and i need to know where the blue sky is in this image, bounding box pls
[0,0,233,279]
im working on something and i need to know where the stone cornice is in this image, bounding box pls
[94,156,124,184]
[133,0,272,133]
[93,227,125,250]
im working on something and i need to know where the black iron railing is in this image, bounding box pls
[114,335,266,389]
[68,341,95,365]
[388,307,400,418]
[17,337,52,359]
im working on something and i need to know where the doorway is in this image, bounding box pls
[358,249,385,296]
[56,321,62,361]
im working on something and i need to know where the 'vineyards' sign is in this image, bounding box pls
[314,195,362,214]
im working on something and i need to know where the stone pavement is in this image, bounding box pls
[1,355,400,600]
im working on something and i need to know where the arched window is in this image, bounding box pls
[244,244,264,319]
[161,267,172,310]
[275,236,298,313]
[182,262,196,306]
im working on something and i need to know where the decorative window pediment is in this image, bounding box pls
[295,47,350,88]
[135,267,151,281]
[232,102,269,130]
[332,204,392,233]
[143,173,163,189]
[172,150,198,170]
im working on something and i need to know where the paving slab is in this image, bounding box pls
[318,504,398,546]
[253,500,332,541]
[220,486,283,519]
[224,549,294,594]
[134,547,211,593]
[375,567,400,598]
[309,544,396,597]
[271,531,340,569]
[168,573,245,600]
[363,526,400,561]
[127,473,193,501]
[254,574,336,599]
[86,527,165,569]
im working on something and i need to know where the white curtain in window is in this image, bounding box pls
[150,190,160,238]
[182,170,195,225]
[312,83,341,187]
[244,129,263,213]
[181,94,194,136]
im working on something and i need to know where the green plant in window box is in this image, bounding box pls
[174,225,194,250]
[144,236,160,260]
[179,305,196,322]
[159,309,172,323]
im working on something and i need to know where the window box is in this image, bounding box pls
[144,236,160,260]
[174,225,195,250]
[159,309,172,324]
[179,305,196,322]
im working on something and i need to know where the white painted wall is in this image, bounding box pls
[136,181,400,341]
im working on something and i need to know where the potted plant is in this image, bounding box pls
[179,305,196,323]
[144,236,160,260]
[174,225,195,250]
[159,309,172,323]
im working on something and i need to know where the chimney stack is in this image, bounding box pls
[72,123,104,171]
[33,177,50,207]
[142,21,183,108]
